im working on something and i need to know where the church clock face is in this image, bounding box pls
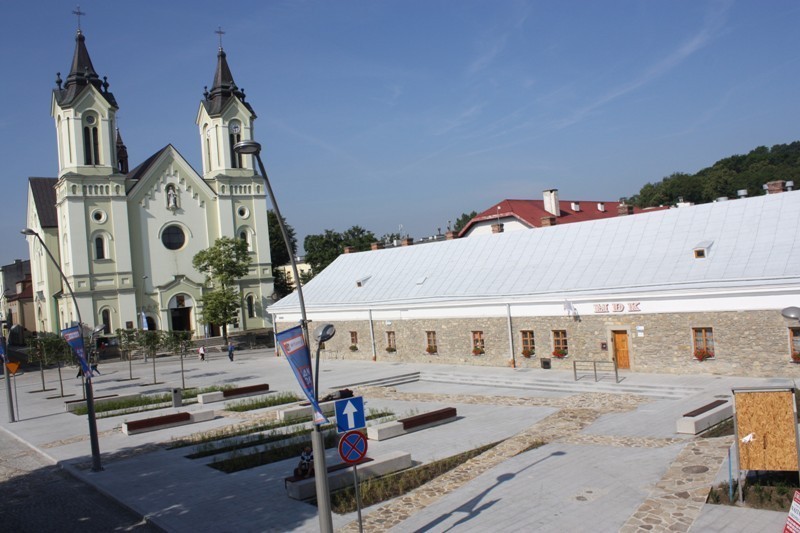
[229,123,240,134]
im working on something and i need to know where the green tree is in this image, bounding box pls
[304,226,378,276]
[453,211,477,233]
[163,331,193,389]
[27,332,67,393]
[193,237,252,341]
[268,210,297,267]
[116,328,138,381]
[136,330,164,384]
[273,268,292,299]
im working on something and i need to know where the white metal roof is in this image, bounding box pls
[271,191,800,312]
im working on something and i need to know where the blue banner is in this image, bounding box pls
[0,336,6,363]
[276,325,328,424]
[62,325,93,379]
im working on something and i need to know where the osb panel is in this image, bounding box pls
[735,390,798,471]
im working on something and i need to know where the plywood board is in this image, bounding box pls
[735,389,798,471]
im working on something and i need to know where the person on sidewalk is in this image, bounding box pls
[198,345,206,362]
[293,447,314,478]
[227,341,235,362]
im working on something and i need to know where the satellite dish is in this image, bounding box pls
[781,307,800,320]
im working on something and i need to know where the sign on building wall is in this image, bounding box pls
[593,302,641,313]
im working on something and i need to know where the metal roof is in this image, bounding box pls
[271,191,800,312]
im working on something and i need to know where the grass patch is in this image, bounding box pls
[224,392,301,412]
[708,472,799,511]
[516,440,546,455]
[71,385,233,417]
[205,409,394,472]
[698,418,734,438]
[329,441,501,513]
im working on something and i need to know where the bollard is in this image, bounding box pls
[172,388,182,407]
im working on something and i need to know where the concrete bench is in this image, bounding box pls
[368,407,457,441]
[198,384,269,405]
[278,399,337,422]
[122,410,215,435]
[676,399,732,435]
[65,393,141,413]
[284,451,412,500]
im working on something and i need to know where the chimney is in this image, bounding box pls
[343,246,356,254]
[737,189,748,198]
[543,189,560,216]
[370,242,384,251]
[617,203,634,216]
[597,202,606,212]
[491,223,504,234]
[571,201,581,212]
[540,216,557,227]
[400,237,413,246]
[445,230,457,240]
[766,180,786,194]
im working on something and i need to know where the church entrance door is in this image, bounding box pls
[171,308,191,331]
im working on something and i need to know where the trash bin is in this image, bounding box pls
[541,358,551,370]
[172,388,182,407]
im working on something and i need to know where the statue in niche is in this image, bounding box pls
[166,184,179,210]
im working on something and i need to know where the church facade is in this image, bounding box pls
[25,29,274,337]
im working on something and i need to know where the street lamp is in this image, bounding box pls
[22,228,103,472]
[233,140,333,532]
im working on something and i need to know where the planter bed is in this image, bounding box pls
[198,383,269,405]
[368,407,457,441]
[122,410,215,435]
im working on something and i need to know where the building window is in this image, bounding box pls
[692,327,715,359]
[791,328,800,358]
[386,331,396,351]
[246,295,255,318]
[350,331,358,345]
[472,331,484,350]
[229,121,242,168]
[553,330,568,356]
[161,225,186,250]
[426,331,437,353]
[521,330,535,355]
[101,309,111,333]
[95,236,105,259]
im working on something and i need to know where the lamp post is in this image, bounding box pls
[233,140,333,533]
[22,228,102,472]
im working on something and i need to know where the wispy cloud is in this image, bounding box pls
[430,103,487,136]
[553,0,733,129]
[466,1,531,76]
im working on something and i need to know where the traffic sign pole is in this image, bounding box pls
[1,337,15,423]
[353,465,363,533]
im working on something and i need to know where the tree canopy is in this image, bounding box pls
[630,142,800,208]
[453,211,477,233]
[267,210,297,267]
[303,226,377,275]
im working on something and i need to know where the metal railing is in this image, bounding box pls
[572,359,620,383]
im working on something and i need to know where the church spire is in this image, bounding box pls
[64,30,101,92]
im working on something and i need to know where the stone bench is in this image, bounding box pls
[277,399,338,422]
[198,384,269,405]
[65,393,141,413]
[122,410,215,435]
[284,451,412,500]
[368,407,458,441]
[676,399,732,435]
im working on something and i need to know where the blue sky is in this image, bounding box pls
[2,1,799,265]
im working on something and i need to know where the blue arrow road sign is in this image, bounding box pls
[335,396,366,433]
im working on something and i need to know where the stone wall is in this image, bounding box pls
[277,309,799,377]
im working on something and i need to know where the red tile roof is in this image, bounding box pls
[459,199,666,236]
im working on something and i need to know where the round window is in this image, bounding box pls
[237,206,250,219]
[92,209,107,223]
[86,115,96,125]
[161,225,186,250]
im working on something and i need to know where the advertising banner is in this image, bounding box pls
[276,325,328,424]
[62,325,93,379]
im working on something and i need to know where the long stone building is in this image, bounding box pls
[25,28,274,337]
[272,184,800,377]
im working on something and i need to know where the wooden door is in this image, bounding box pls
[613,331,630,369]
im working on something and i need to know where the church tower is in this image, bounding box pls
[196,45,257,179]
[51,30,120,178]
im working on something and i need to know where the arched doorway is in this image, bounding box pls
[168,293,193,332]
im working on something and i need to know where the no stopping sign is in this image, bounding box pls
[338,430,368,464]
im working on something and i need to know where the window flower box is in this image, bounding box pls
[385,346,396,353]
[694,348,714,361]
[792,351,800,363]
[521,349,534,358]
[552,349,567,359]
[349,344,358,352]
[425,346,437,355]
[472,347,484,356]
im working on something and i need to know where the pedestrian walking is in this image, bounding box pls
[227,341,235,361]
[198,345,206,362]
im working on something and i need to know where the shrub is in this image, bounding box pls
[521,349,533,358]
[349,344,358,352]
[552,349,567,358]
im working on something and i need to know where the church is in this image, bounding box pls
[24,28,275,338]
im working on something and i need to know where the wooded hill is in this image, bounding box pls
[630,141,800,208]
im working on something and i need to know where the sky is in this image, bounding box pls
[2,0,799,265]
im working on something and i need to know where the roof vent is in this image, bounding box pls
[571,201,581,212]
[355,275,371,288]
[597,202,605,212]
[737,189,748,198]
[693,240,713,259]
[715,197,728,202]
[788,181,795,191]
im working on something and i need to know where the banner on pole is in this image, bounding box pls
[62,325,93,379]
[276,325,328,424]
[0,336,6,363]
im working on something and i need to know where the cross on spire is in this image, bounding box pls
[215,26,225,49]
[72,5,86,31]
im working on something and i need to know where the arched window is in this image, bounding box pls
[83,114,100,165]
[203,125,212,171]
[246,295,255,318]
[95,236,105,259]
[101,309,111,333]
[238,227,253,252]
[228,121,242,168]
